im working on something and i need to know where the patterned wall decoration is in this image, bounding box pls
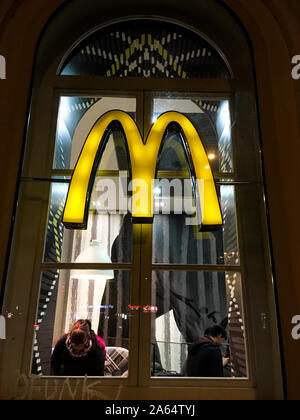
[226,272,247,377]
[31,193,66,375]
[60,20,231,79]
[54,97,100,170]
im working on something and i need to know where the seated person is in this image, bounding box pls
[104,346,129,376]
[186,325,229,377]
[51,319,105,376]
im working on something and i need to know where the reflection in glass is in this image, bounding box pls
[43,181,132,264]
[152,185,239,265]
[54,96,136,170]
[43,181,69,263]
[152,97,237,265]
[150,271,247,378]
[153,98,233,173]
[32,270,131,377]
[45,118,134,263]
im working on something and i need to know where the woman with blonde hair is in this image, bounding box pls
[51,319,105,376]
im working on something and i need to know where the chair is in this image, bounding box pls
[104,346,129,377]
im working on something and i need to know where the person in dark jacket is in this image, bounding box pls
[186,325,229,377]
[51,319,105,376]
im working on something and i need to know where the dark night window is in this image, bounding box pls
[60,20,231,79]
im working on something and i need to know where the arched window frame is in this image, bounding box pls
[1,1,284,400]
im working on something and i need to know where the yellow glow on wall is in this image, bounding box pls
[62,110,222,229]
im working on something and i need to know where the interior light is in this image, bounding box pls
[154,186,162,196]
[208,153,216,160]
[57,97,70,134]
[57,97,71,129]
[71,240,114,281]
[68,240,114,324]
[219,101,231,137]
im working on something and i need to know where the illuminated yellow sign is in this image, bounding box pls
[62,110,222,229]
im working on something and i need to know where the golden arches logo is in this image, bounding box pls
[62,110,222,229]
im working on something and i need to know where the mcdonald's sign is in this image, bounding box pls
[62,110,222,229]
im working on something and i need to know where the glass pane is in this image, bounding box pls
[32,269,131,377]
[54,96,136,169]
[150,271,247,378]
[44,182,132,264]
[44,136,133,263]
[60,20,231,79]
[152,185,239,265]
[153,98,233,173]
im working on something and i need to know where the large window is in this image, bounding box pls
[32,86,248,378]
[1,6,283,400]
